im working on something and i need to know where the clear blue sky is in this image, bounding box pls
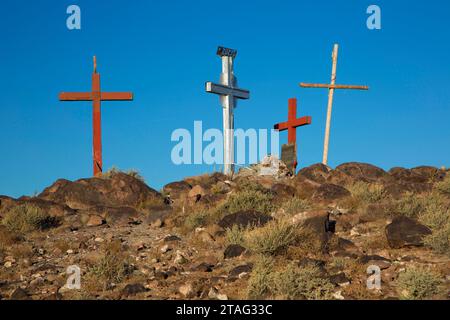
[0,0,449,197]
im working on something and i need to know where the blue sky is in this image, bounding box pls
[0,0,449,197]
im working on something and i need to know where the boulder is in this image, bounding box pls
[121,283,147,297]
[388,167,429,184]
[188,185,206,202]
[383,182,432,199]
[292,210,335,251]
[224,244,246,259]
[270,183,297,199]
[297,163,331,183]
[10,288,31,300]
[184,172,227,189]
[385,216,432,248]
[218,210,273,229]
[85,215,105,227]
[312,184,351,201]
[39,172,162,210]
[411,166,446,182]
[293,176,322,199]
[229,264,253,277]
[336,162,388,182]
[163,181,192,201]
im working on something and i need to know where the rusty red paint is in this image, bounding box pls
[59,57,133,176]
[274,98,312,169]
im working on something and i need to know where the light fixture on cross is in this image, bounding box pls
[300,44,369,166]
[205,46,250,176]
[59,56,134,176]
[274,98,312,173]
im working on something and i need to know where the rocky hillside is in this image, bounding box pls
[0,163,449,300]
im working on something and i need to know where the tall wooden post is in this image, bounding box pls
[323,44,339,166]
[300,44,369,166]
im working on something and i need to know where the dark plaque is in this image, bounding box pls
[281,143,297,174]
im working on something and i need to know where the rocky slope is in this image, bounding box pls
[0,162,449,300]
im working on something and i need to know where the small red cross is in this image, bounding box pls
[59,56,133,176]
[274,98,312,169]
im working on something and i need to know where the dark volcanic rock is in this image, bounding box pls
[218,210,273,229]
[293,210,335,252]
[121,283,147,296]
[224,244,246,259]
[164,235,182,242]
[383,182,432,199]
[329,273,351,286]
[270,183,297,199]
[388,167,429,184]
[312,184,351,201]
[336,162,388,182]
[229,264,253,277]
[192,262,214,272]
[10,288,31,300]
[163,181,192,200]
[411,166,446,182]
[38,172,162,210]
[297,163,331,183]
[385,216,432,248]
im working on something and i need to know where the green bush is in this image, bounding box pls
[247,257,335,300]
[247,219,296,255]
[271,263,335,300]
[423,224,450,256]
[394,192,426,218]
[347,181,387,204]
[184,211,208,231]
[282,197,311,215]
[2,205,57,233]
[215,189,275,217]
[435,175,450,195]
[225,224,247,246]
[90,241,131,284]
[397,266,442,300]
[247,255,274,299]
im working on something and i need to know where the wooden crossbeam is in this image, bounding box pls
[300,83,369,90]
[299,44,369,166]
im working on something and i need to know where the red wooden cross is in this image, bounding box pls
[59,56,133,176]
[274,98,312,169]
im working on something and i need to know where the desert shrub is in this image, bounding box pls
[138,196,167,212]
[423,224,450,256]
[225,225,247,246]
[394,192,426,218]
[2,205,58,233]
[184,211,208,231]
[271,263,334,300]
[414,193,450,255]
[247,219,296,255]
[347,181,387,204]
[247,257,335,300]
[0,226,21,250]
[125,169,145,183]
[215,188,275,218]
[90,241,131,284]
[397,266,442,300]
[102,167,145,182]
[294,225,326,253]
[247,255,274,299]
[282,197,311,215]
[435,175,450,195]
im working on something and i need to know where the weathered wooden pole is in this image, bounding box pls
[300,44,369,166]
[323,44,339,166]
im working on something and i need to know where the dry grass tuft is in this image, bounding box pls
[2,204,58,233]
[397,266,442,300]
